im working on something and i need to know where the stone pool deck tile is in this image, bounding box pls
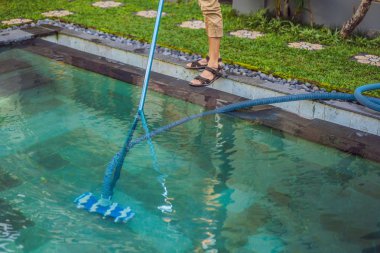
[0,25,59,45]
[21,26,58,37]
[20,38,380,162]
[0,29,33,45]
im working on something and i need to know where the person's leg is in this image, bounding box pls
[207,37,221,69]
[190,0,223,86]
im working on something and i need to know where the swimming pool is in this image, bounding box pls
[1,48,380,253]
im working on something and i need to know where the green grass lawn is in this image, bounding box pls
[1,0,379,94]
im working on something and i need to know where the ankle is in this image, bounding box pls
[208,61,219,68]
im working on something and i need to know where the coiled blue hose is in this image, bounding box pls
[129,84,380,148]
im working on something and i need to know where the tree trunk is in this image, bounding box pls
[283,0,290,18]
[340,0,373,39]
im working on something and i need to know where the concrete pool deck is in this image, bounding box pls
[1,25,380,162]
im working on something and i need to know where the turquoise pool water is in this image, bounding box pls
[1,48,380,253]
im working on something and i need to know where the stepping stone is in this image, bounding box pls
[230,29,264,39]
[41,10,73,18]
[92,1,123,8]
[353,54,380,67]
[288,41,324,51]
[179,20,205,29]
[1,18,32,26]
[135,10,167,18]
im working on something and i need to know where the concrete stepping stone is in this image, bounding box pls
[41,10,73,18]
[353,54,380,67]
[1,18,32,25]
[230,29,264,39]
[179,20,205,29]
[288,41,324,51]
[135,10,167,18]
[92,1,123,8]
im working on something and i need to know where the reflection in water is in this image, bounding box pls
[140,111,173,214]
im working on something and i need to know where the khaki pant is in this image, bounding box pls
[198,0,223,38]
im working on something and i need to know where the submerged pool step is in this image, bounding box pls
[0,166,22,192]
[0,59,32,75]
[0,67,53,97]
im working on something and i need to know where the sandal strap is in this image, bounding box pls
[190,60,205,68]
[204,66,222,77]
[194,75,211,84]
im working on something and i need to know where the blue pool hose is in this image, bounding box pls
[101,83,380,202]
[129,85,380,148]
[76,0,380,222]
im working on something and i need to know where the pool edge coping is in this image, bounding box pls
[17,38,380,163]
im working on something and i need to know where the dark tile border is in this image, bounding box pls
[18,39,380,163]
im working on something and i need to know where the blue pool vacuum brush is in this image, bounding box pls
[74,0,165,223]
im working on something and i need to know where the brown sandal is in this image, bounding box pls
[189,66,222,87]
[185,56,222,70]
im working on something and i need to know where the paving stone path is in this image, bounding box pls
[353,54,380,67]
[135,10,167,18]
[42,10,73,18]
[1,19,32,25]
[230,30,264,39]
[92,1,123,8]
[179,20,205,29]
[288,41,324,51]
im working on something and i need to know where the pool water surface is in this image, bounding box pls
[1,48,380,253]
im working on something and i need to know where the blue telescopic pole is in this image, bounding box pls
[138,0,165,112]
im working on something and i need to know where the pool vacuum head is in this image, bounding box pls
[74,192,135,223]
